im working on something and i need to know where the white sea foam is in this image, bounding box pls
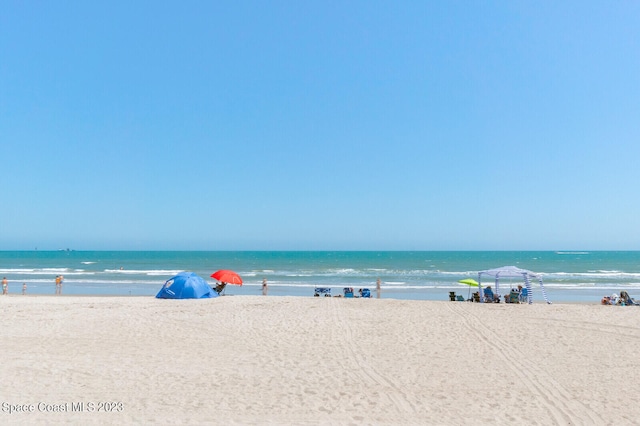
[556,251,590,255]
[68,279,161,286]
[434,270,478,276]
[0,268,70,275]
[333,268,358,274]
[104,269,182,276]
[547,271,640,279]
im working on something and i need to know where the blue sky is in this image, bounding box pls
[1,1,639,250]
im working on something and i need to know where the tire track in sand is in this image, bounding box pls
[446,303,603,425]
[326,299,418,416]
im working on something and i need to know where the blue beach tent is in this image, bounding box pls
[156,272,218,299]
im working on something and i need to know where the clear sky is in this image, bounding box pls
[1,1,639,251]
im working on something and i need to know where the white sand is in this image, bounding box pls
[1,296,639,425]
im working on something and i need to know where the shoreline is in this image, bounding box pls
[2,296,639,424]
[0,286,621,304]
[0,293,605,305]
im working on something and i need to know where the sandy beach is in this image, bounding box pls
[1,296,639,425]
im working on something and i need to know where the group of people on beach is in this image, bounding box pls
[2,277,28,295]
[462,284,528,303]
[601,291,638,306]
[1,276,64,295]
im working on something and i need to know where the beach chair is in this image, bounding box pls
[472,292,480,302]
[449,291,457,301]
[314,287,331,297]
[360,288,371,298]
[509,290,520,304]
[456,295,465,301]
[343,287,354,298]
[214,282,227,295]
[619,291,639,306]
[483,287,499,303]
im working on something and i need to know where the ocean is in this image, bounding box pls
[1,251,640,303]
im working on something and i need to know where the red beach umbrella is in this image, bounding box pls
[210,270,243,285]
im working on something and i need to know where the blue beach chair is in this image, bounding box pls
[519,288,529,303]
[360,288,371,298]
[619,291,639,306]
[484,286,499,303]
[343,287,354,298]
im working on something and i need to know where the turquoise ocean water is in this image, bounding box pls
[1,251,639,303]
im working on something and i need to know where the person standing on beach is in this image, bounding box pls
[2,277,8,295]
[262,278,268,296]
[59,275,64,295]
[376,278,381,299]
[55,275,61,295]
[22,282,27,295]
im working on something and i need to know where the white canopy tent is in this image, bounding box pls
[477,266,551,304]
